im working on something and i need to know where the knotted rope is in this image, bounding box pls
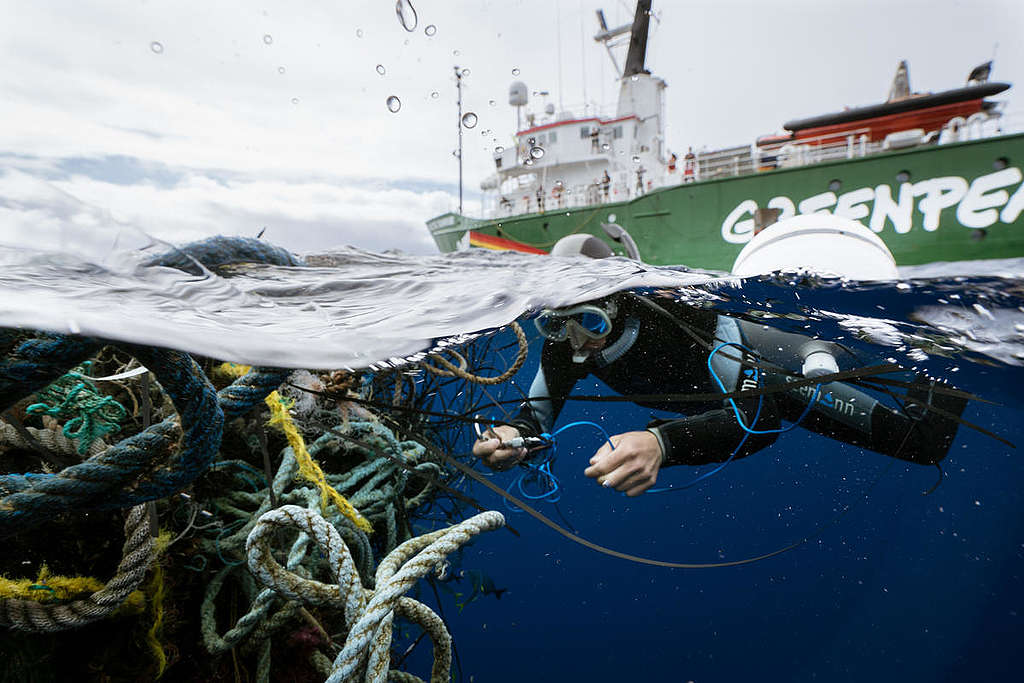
[419,322,528,385]
[246,505,505,683]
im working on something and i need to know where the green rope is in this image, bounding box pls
[25,363,127,456]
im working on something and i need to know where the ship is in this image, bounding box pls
[425,1,1024,270]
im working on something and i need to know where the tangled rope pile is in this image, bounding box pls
[0,236,512,682]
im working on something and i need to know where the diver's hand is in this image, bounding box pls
[472,425,526,471]
[584,431,662,497]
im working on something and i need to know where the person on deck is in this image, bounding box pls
[600,170,611,201]
[473,236,967,496]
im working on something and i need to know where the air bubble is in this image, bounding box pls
[462,112,478,129]
[263,34,273,45]
[386,95,402,112]
[512,68,520,76]
[530,147,545,159]
[150,41,164,54]
[425,24,437,36]
[395,0,418,32]
[376,64,386,75]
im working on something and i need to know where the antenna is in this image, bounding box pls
[454,65,464,215]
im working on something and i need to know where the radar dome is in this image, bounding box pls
[509,81,528,107]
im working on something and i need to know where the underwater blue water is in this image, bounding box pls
[393,269,1024,682]
[1,238,1022,681]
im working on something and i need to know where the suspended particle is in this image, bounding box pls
[376,64,386,75]
[512,68,520,76]
[530,146,545,159]
[149,41,164,54]
[462,112,478,128]
[425,24,437,36]
[386,95,402,112]
[263,34,273,45]
[395,0,418,32]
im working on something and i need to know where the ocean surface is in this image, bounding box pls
[2,236,1023,682]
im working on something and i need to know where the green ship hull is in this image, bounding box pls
[428,133,1024,270]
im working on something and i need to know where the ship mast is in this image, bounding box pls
[622,0,652,78]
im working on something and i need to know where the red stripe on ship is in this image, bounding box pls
[468,231,548,254]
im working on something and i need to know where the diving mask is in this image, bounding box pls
[535,302,617,362]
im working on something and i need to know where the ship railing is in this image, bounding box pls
[515,101,623,132]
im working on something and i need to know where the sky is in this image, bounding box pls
[0,0,1020,256]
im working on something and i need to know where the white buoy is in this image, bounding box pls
[731,214,898,281]
[731,214,899,378]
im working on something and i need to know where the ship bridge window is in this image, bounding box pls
[613,126,623,139]
[580,126,590,138]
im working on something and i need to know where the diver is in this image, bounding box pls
[473,235,967,497]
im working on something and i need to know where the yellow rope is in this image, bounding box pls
[0,565,146,614]
[265,391,373,534]
[142,530,172,679]
[213,363,373,533]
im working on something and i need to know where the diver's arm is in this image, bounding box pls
[509,341,587,438]
[647,401,781,467]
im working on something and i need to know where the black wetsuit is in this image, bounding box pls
[511,294,964,467]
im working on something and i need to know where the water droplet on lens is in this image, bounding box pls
[263,34,273,45]
[461,68,470,76]
[453,49,460,56]
[356,28,364,38]
[430,91,439,99]
[386,95,402,112]
[425,24,437,36]
[512,68,520,76]
[530,146,544,159]
[452,149,461,158]
[489,99,496,106]
[462,112,478,128]
[376,64,386,75]
[632,155,640,163]
[524,158,534,166]
[278,66,286,74]
[495,146,504,153]
[527,137,535,145]
[601,142,610,150]
[150,41,163,54]
[395,0,418,32]
[630,74,638,81]
[291,97,299,104]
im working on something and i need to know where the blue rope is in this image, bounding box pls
[0,236,300,537]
